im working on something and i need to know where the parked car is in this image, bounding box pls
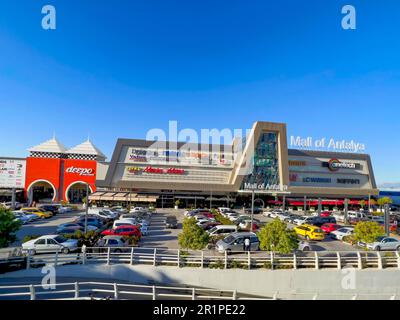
[359,237,400,251]
[56,227,84,235]
[113,219,138,229]
[2,201,24,210]
[207,225,238,237]
[200,221,221,231]
[245,207,263,215]
[297,240,318,252]
[13,212,31,224]
[312,217,337,227]
[294,224,325,241]
[57,223,98,233]
[38,204,60,215]
[13,210,39,222]
[330,227,354,241]
[21,207,53,219]
[283,214,299,224]
[130,207,146,213]
[321,223,341,234]
[22,235,78,255]
[101,225,142,238]
[74,216,104,228]
[58,206,73,214]
[96,236,130,252]
[293,216,315,226]
[320,211,332,218]
[166,216,178,229]
[139,224,149,236]
[216,232,260,253]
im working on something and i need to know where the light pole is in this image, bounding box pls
[84,183,89,234]
[251,190,255,232]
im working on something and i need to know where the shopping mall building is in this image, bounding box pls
[0,121,379,209]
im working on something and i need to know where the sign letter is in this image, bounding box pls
[341,5,356,30]
[42,5,56,30]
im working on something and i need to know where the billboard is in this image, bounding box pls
[0,158,26,188]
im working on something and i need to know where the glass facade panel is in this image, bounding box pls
[240,132,280,188]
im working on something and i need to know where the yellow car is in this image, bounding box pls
[21,208,53,219]
[294,224,325,241]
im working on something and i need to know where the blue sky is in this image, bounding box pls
[0,0,399,184]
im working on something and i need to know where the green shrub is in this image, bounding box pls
[354,221,385,244]
[0,208,22,248]
[22,235,41,244]
[178,218,210,250]
[257,219,298,254]
[214,213,234,225]
[209,259,225,269]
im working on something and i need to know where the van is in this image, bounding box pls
[207,225,237,237]
[216,232,260,253]
[113,219,137,229]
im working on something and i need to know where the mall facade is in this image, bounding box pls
[0,121,379,208]
[93,121,379,208]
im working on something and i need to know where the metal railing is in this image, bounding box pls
[0,281,245,300]
[2,248,400,271]
[0,281,398,301]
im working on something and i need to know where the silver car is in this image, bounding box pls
[216,232,260,253]
[361,237,400,251]
[22,235,78,255]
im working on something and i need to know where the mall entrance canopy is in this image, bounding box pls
[89,191,158,203]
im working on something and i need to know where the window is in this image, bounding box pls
[47,239,57,245]
[108,239,118,245]
[35,239,46,245]
[240,132,280,189]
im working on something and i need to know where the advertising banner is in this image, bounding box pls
[0,158,26,188]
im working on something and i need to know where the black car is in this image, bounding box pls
[57,227,83,235]
[245,207,263,215]
[312,216,337,227]
[166,217,178,229]
[74,217,104,228]
[38,205,59,215]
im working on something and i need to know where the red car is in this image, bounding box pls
[320,211,332,218]
[199,212,214,219]
[101,225,142,238]
[321,223,341,234]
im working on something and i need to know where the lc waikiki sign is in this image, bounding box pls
[290,136,366,153]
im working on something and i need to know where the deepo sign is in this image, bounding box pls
[65,166,95,176]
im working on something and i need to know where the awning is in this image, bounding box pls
[89,192,158,203]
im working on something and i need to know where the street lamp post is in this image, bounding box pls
[251,190,255,232]
[84,183,89,234]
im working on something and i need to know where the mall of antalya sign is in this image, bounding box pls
[290,136,366,153]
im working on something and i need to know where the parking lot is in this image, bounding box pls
[11,208,360,253]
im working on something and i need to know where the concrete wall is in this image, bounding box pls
[2,264,400,300]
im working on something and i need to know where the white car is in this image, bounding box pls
[113,219,138,229]
[58,206,73,214]
[90,209,118,220]
[130,207,146,213]
[196,218,211,226]
[22,235,78,255]
[218,207,230,214]
[269,210,284,219]
[293,216,315,226]
[331,227,354,241]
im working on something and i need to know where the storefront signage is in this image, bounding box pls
[289,160,307,167]
[337,178,360,184]
[243,183,288,192]
[0,159,26,188]
[65,166,95,176]
[127,166,185,175]
[302,177,332,183]
[327,159,357,172]
[290,136,366,153]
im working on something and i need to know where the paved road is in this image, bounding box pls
[14,212,82,245]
